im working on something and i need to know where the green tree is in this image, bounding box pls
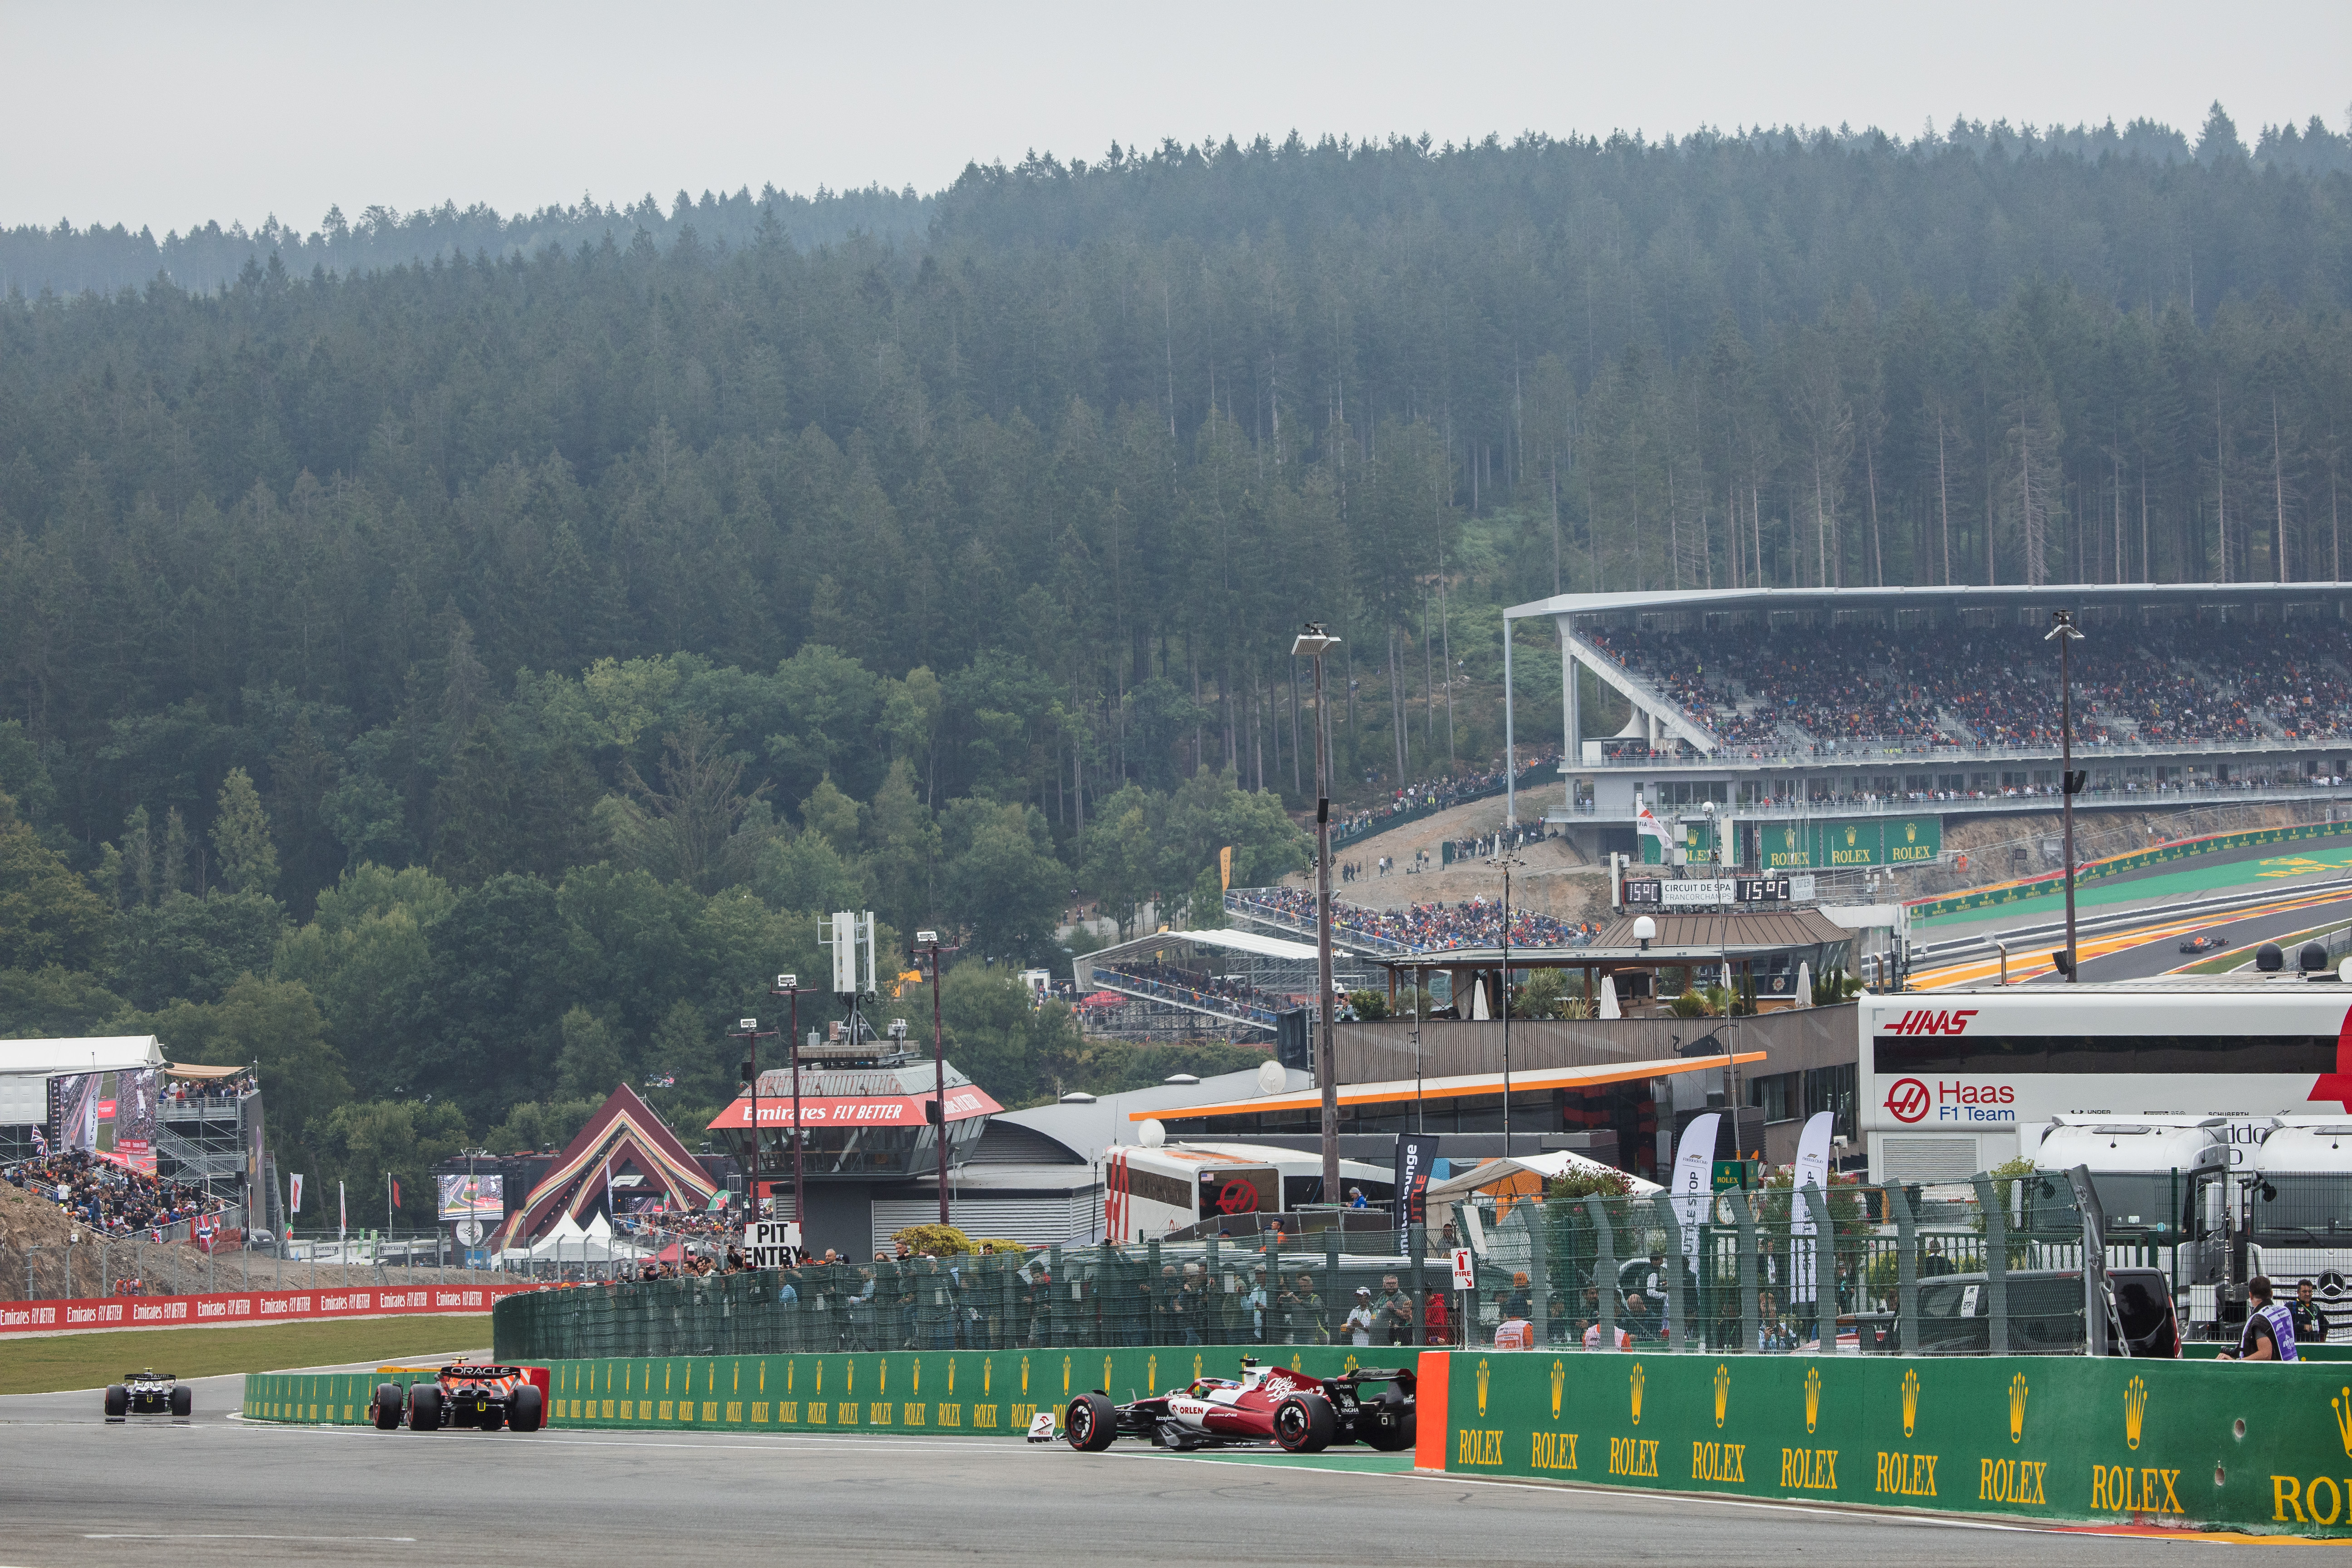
[210,766,281,895]
[941,799,1067,964]
[122,975,350,1168]
[555,1005,626,1101]
[316,1097,471,1228]
[0,792,110,971]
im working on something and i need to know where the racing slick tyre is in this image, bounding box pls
[509,1385,542,1433]
[1361,1390,1414,1452]
[406,1381,442,1432]
[170,1384,192,1418]
[1064,1392,1118,1452]
[103,1385,127,1420]
[372,1383,403,1430]
[1273,1393,1336,1454]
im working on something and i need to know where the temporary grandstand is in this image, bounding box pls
[1499,582,2352,877]
[1072,926,1380,1037]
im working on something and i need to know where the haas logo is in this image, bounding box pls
[1884,1078,1932,1124]
[1883,1009,1977,1036]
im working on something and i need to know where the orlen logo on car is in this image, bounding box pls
[1883,1078,1933,1124]
[1881,1008,1977,1035]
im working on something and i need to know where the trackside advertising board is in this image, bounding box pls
[0,1281,537,1336]
[1413,1349,2352,1537]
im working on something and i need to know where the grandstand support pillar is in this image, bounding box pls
[1560,616,1580,805]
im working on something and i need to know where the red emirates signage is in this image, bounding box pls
[706,1086,1001,1129]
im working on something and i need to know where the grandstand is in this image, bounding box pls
[1499,583,2352,875]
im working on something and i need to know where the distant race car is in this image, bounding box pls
[104,1369,190,1420]
[2179,934,2226,954]
[1063,1357,1414,1455]
[371,1364,545,1433]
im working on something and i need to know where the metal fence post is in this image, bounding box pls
[1586,1195,1617,1345]
[1408,1222,1427,1347]
[1886,1183,1919,1355]
[1524,1197,1551,1347]
[1800,1183,1835,1355]
[1733,1192,1759,1352]
[1322,1225,1341,1345]
[1649,1193,1686,1348]
[1970,1173,2011,1353]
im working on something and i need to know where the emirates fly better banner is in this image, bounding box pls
[0,1281,538,1336]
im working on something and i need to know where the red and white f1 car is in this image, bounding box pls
[1064,1357,1414,1454]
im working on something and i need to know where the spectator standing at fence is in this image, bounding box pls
[1423,1287,1451,1345]
[2220,1276,2300,1361]
[1377,1275,1415,1345]
[1583,1315,1632,1350]
[1243,1268,1269,1341]
[1344,1287,1377,1346]
[1279,1272,1326,1343]
[2292,1279,2332,1346]
[1501,1270,1532,1322]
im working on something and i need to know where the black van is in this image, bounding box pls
[1851,1267,2180,1356]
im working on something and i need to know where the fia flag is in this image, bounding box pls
[1788,1111,1835,1307]
[289,1173,304,1213]
[1668,1112,1721,1331]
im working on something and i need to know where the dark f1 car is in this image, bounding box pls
[104,1369,191,1420]
[371,1364,544,1433]
[2179,934,2225,954]
[1064,1357,1413,1454]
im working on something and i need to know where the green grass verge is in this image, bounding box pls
[0,1317,489,1396]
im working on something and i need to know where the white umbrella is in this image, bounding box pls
[1469,975,1491,1020]
[1598,973,1621,1019]
[1796,961,1813,1006]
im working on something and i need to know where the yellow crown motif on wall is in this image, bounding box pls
[1900,1368,1920,1439]
[1551,1359,1566,1419]
[2125,1376,2147,1451]
[1631,1363,1646,1426]
[1477,1358,1491,1418]
[1804,1366,1820,1435]
[2008,1373,2029,1445]
[2332,1387,2352,1458]
[1713,1364,1731,1428]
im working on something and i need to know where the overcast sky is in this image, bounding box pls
[8,1,2348,234]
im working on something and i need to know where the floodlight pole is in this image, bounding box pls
[728,1017,776,1214]
[2047,611,2086,982]
[767,976,803,1228]
[1294,623,1342,1206]
[918,933,949,1225]
[1493,853,1524,1159]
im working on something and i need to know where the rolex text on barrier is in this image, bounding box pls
[1411,1350,2352,1538]
[0,1282,538,1335]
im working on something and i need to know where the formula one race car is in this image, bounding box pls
[371,1364,545,1433]
[1064,1357,1413,1455]
[2179,933,2226,954]
[104,1369,191,1420]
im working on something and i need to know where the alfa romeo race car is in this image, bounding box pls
[104,1369,191,1420]
[371,1364,546,1433]
[1063,1357,1414,1454]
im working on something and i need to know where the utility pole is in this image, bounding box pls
[1293,624,1343,1204]
[1492,852,1524,1158]
[767,975,802,1227]
[917,932,949,1225]
[728,1016,778,1213]
[2046,611,2086,981]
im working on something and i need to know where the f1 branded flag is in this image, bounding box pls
[1393,1133,1440,1255]
[390,1177,403,1209]
[290,1173,304,1213]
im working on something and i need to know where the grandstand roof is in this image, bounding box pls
[1504,581,2352,622]
[0,1036,165,1077]
[1092,926,1326,963]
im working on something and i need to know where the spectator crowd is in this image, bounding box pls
[1236,887,1592,952]
[5,1149,229,1238]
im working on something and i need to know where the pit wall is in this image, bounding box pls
[243,1343,1370,1435]
[1410,1349,2352,1538]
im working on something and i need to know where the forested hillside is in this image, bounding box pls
[1,104,2349,1215]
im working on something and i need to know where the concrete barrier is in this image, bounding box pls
[1411,1348,2352,1537]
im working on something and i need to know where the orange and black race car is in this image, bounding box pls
[2178,933,2227,954]
[371,1364,546,1433]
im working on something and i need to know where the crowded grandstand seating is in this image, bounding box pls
[1091,962,1288,1025]
[1581,620,2352,752]
[1234,887,1597,952]
[5,1149,229,1237]
[1331,748,1558,843]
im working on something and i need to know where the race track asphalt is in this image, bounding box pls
[0,1364,2271,1565]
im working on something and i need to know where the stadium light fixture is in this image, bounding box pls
[2045,611,2087,982]
[768,974,804,1229]
[1292,622,1343,1206]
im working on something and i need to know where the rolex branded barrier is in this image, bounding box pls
[246,1344,1373,1436]
[1413,1348,2352,1538]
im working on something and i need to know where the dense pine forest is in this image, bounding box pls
[1,104,2349,1214]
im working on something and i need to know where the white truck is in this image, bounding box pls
[2025,1114,2231,1334]
[2245,1116,2352,1341]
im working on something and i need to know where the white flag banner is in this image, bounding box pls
[1788,1111,1835,1306]
[290,1173,304,1214]
[1671,1111,1719,1256]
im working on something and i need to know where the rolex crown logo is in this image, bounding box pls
[1020,1356,1029,1393]
[1062,1355,1072,1393]
[2008,1372,2029,1445]
[1804,1366,1820,1435]
[1147,1354,1157,1390]
[1103,1356,1113,1391]
[1713,1363,1730,1428]
[947,1359,956,1395]
[1193,1353,1203,1381]
[1906,823,1918,843]
[1477,1358,1491,1419]
[1551,1359,1566,1420]
[2332,1387,2352,1458]
[983,1359,991,1395]
[2125,1375,2148,1451]
[1900,1367,1920,1440]
[1631,1363,1646,1426]
[912,1360,919,1395]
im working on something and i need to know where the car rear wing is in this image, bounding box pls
[1338,1366,1415,1387]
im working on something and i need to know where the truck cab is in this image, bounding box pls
[2246,1117,2352,1341]
[2025,1115,2230,1330]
